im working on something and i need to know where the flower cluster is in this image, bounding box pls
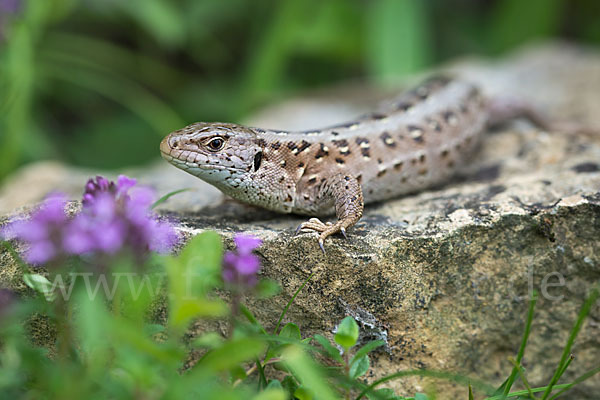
[222,234,262,288]
[1,175,178,267]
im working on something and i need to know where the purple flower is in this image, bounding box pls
[1,193,70,265]
[2,175,179,268]
[222,234,262,288]
[0,0,22,13]
[73,175,179,262]
[82,176,115,206]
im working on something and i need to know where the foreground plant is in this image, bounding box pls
[0,181,598,399]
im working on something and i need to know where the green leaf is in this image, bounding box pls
[469,384,474,400]
[266,379,283,390]
[274,272,314,334]
[335,316,359,349]
[279,323,301,341]
[170,298,228,327]
[192,332,224,349]
[143,324,165,336]
[349,355,370,379]
[230,364,247,381]
[313,334,343,363]
[252,387,287,400]
[23,273,56,301]
[294,386,313,400]
[414,394,429,400]
[165,231,225,332]
[351,340,385,366]
[367,388,399,400]
[240,304,267,335]
[281,345,337,400]
[194,337,265,374]
[151,188,192,209]
[255,279,281,299]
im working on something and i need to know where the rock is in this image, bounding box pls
[1,42,600,397]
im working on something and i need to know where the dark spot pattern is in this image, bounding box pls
[297,140,311,153]
[355,137,369,146]
[408,125,424,143]
[394,161,403,170]
[419,154,426,163]
[308,177,317,184]
[298,162,304,168]
[377,169,387,177]
[380,131,396,148]
[361,148,370,158]
[256,138,267,147]
[271,142,281,150]
[441,149,449,158]
[332,139,349,148]
[287,142,297,151]
[315,143,329,159]
[335,158,345,165]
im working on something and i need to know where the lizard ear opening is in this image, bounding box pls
[253,151,262,172]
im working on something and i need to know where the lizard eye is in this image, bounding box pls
[207,137,225,151]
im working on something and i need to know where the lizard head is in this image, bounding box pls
[160,122,263,186]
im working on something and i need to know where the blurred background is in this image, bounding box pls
[0,0,599,183]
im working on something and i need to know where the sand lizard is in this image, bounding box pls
[160,76,561,252]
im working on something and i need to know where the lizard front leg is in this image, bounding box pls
[296,173,364,253]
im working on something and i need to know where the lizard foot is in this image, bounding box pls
[295,218,348,253]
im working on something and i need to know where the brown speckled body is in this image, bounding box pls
[160,76,492,250]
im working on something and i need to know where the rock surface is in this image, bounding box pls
[1,42,600,397]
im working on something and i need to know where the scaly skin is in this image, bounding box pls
[160,76,549,251]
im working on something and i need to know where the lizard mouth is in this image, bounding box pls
[161,150,244,173]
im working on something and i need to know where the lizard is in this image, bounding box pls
[160,75,570,252]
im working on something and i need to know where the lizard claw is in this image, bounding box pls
[340,227,347,239]
[318,238,325,254]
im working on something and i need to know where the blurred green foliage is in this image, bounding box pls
[0,0,598,180]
